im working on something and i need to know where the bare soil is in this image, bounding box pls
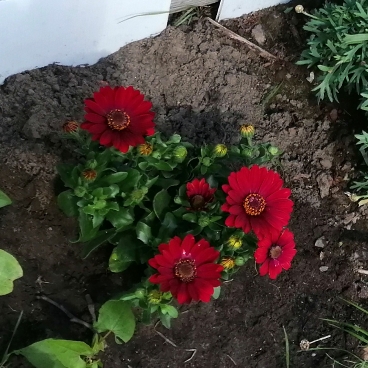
[1,4,368,368]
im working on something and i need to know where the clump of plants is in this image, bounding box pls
[295,0,368,106]
[56,85,297,336]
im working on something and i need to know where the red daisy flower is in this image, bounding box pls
[148,235,223,304]
[81,86,155,153]
[254,228,297,279]
[186,178,216,211]
[221,165,293,238]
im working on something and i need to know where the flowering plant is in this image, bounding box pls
[58,85,296,334]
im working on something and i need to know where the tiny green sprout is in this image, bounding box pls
[173,145,187,162]
[235,257,246,267]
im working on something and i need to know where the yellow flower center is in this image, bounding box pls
[174,259,197,283]
[107,109,130,131]
[243,193,266,216]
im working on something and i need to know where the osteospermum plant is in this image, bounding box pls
[57,85,296,335]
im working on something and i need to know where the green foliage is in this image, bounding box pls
[94,300,135,343]
[15,339,95,368]
[0,189,11,208]
[0,249,23,296]
[297,0,368,102]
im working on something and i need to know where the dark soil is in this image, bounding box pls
[1,4,368,368]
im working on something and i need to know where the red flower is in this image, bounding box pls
[81,86,155,153]
[186,178,216,211]
[148,235,223,304]
[221,165,293,238]
[254,229,296,279]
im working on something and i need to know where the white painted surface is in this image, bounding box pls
[217,0,290,20]
[0,0,170,83]
[171,0,218,12]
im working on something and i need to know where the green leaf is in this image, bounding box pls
[94,300,136,343]
[212,286,221,300]
[0,190,11,208]
[108,234,144,272]
[106,207,134,229]
[136,222,152,244]
[160,305,178,318]
[153,190,171,222]
[81,229,116,259]
[154,162,173,171]
[155,178,180,189]
[0,249,23,296]
[57,164,79,189]
[159,313,171,329]
[102,172,128,185]
[182,213,197,223]
[57,190,79,217]
[76,211,99,243]
[15,339,94,368]
[120,169,141,192]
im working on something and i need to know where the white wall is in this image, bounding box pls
[217,0,290,20]
[0,0,170,83]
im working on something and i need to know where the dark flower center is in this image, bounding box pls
[174,259,197,283]
[269,245,282,259]
[190,194,206,211]
[243,193,266,216]
[107,109,130,131]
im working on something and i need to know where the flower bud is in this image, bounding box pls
[241,148,253,157]
[147,290,163,304]
[173,146,188,163]
[202,157,211,167]
[235,257,246,267]
[295,5,304,13]
[138,143,153,156]
[240,125,255,139]
[268,146,280,156]
[220,257,236,270]
[213,144,227,158]
[81,169,97,181]
[62,120,79,133]
[227,235,243,250]
[130,188,148,203]
[86,159,98,169]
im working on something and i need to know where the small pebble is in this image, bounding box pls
[315,236,326,248]
[319,266,329,272]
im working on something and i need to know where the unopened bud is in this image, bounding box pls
[213,144,227,158]
[295,5,304,13]
[240,125,255,139]
[173,146,188,163]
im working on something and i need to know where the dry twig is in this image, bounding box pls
[205,17,278,60]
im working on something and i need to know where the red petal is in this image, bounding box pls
[85,99,107,115]
[254,246,269,264]
[266,188,292,201]
[169,278,180,296]
[93,91,110,111]
[225,214,236,227]
[197,263,222,278]
[99,130,114,146]
[190,239,210,259]
[81,123,107,134]
[194,248,219,266]
[148,257,159,269]
[228,205,244,215]
[193,278,214,302]
[182,234,195,254]
[188,283,199,301]
[177,283,191,304]
[268,260,282,279]
[85,112,105,124]
[222,184,231,194]
[154,254,172,268]
[259,260,269,276]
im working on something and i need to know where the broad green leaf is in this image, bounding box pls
[154,162,172,171]
[153,190,171,222]
[120,169,141,192]
[57,190,78,217]
[56,164,78,189]
[81,229,116,259]
[15,339,94,368]
[0,190,11,208]
[0,249,23,296]
[76,211,99,243]
[94,300,136,343]
[136,222,152,244]
[182,213,197,223]
[160,305,178,318]
[108,234,143,272]
[106,207,134,229]
[102,172,128,185]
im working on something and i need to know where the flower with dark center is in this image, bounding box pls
[221,165,293,238]
[81,169,97,181]
[148,234,223,304]
[138,142,153,156]
[186,178,216,211]
[62,120,79,133]
[254,229,297,279]
[81,86,155,153]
